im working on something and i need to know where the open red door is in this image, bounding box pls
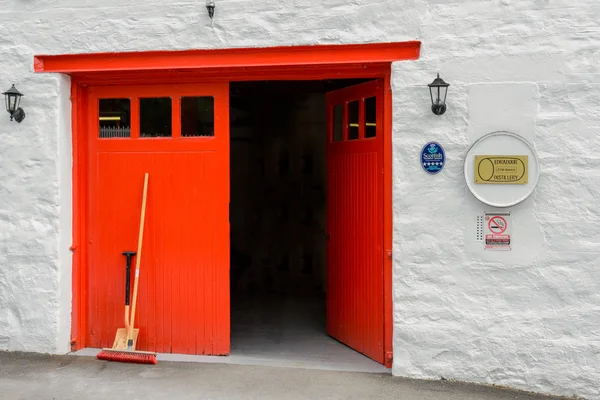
[326,80,385,364]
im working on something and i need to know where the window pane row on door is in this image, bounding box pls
[331,96,377,142]
[98,96,214,138]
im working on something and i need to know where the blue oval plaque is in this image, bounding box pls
[421,142,445,174]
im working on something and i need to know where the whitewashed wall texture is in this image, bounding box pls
[0,0,598,398]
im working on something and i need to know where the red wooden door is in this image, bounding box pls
[326,80,384,364]
[86,84,230,355]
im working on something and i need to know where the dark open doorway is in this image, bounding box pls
[228,79,386,371]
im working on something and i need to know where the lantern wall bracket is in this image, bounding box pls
[428,73,450,116]
[3,84,26,123]
[206,0,215,19]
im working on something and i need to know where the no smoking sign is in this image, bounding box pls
[484,213,511,250]
[488,216,507,234]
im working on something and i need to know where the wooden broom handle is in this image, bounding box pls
[128,173,149,342]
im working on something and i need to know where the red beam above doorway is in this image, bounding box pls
[34,42,421,74]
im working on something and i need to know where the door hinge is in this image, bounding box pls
[385,351,393,365]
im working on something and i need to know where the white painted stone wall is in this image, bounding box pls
[0,0,598,398]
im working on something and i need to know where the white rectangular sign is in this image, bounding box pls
[484,212,511,251]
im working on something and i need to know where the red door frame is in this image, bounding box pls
[34,41,421,367]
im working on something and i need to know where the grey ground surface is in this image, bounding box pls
[0,352,567,400]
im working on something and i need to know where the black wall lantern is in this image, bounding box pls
[428,74,449,116]
[3,84,26,123]
[206,0,215,19]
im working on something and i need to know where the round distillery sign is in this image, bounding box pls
[464,131,539,208]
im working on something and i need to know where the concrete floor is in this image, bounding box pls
[0,351,565,400]
[75,294,386,373]
[229,294,388,373]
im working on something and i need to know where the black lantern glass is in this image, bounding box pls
[428,74,449,115]
[3,84,25,122]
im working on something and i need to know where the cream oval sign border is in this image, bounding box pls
[464,131,540,208]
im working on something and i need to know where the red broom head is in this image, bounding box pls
[97,349,158,365]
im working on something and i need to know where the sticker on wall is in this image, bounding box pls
[464,131,539,207]
[484,212,511,251]
[421,142,445,174]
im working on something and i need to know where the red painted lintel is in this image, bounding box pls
[34,41,421,74]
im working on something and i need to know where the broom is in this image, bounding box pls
[97,173,157,365]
